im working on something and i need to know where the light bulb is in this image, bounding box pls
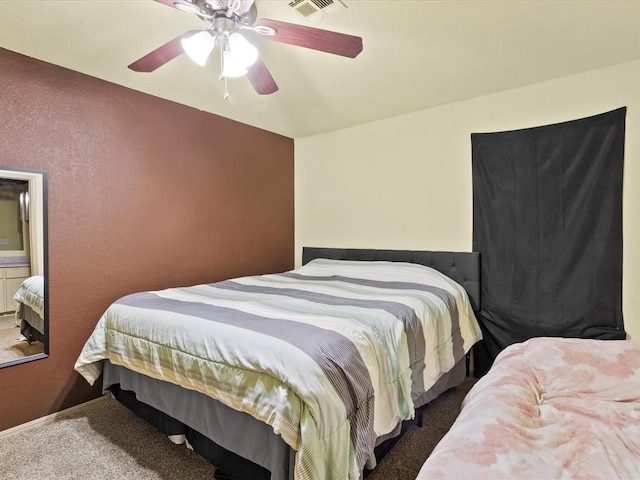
[181,31,216,66]
[221,33,258,78]
[229,32,258,67]
[222,49,248,77]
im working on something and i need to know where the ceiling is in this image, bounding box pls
[1,1,639,139]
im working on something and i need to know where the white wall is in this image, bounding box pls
[295,59,640,340]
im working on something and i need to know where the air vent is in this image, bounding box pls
[288,0,348,22]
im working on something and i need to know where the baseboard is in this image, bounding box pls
[0,395,108,439]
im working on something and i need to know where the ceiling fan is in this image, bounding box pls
[128,0,364,97]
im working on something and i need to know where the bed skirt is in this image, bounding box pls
[17,303,44,344]
[103,359,466,480]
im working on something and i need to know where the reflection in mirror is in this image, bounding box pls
[0,167,47,368]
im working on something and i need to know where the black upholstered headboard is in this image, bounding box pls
[302,247,481,312]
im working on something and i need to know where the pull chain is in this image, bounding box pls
[220,44,230,100]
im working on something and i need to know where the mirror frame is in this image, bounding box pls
[0,166,48,368]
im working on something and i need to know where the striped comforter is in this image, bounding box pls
[75,259,482,480]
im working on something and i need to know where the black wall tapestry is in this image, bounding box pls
[472,107,626,376]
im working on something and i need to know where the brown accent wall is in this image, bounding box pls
[0,48,294,431]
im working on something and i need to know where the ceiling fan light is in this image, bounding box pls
[222,49,249,78]
[228,32,258,68]
[181,31,216,66]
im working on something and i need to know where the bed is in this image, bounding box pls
[75,247,483,480]
[417,336,640,479]
[14,274,45,344]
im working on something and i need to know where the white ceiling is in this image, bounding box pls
[1,1,639,139]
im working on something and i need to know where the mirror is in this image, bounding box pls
[0,167,47,368]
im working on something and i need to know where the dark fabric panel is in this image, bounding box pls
[472,108,626,376]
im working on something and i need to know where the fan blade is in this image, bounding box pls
[236,0,255,15]
[128,30,201,72]
[152,0,178,8]
[254,19,363,58]
[153,0,213,18]
[153,0,253,16]
[246,58,279,95]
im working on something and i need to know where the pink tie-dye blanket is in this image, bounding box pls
[417,337,640,479]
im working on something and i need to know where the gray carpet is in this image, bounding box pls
[0,325,43,363]
[1,398,215,480]
[0,378,476,480]
[367,376,476,479]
